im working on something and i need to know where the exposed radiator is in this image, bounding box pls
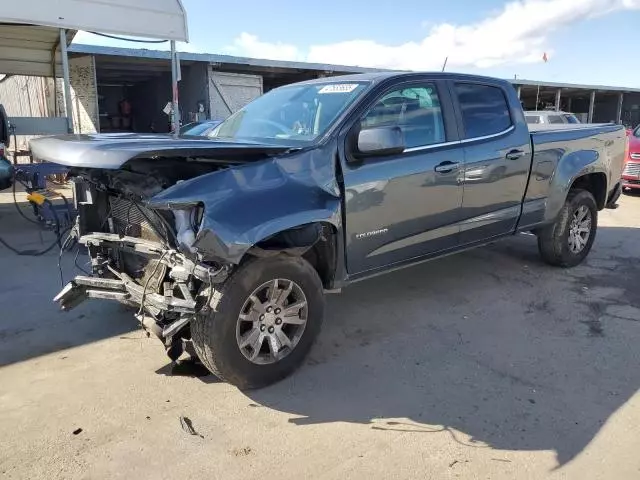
[108,196,164,241]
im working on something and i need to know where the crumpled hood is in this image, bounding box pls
[29,133,295,169]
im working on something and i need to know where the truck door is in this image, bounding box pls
[451,81,532,244]
[340,80,464,275]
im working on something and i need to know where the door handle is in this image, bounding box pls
[434,161,460,173]
[505,149,525,160]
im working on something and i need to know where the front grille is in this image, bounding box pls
[623,162,640,177]
[623,161,640,177]
[109,196,164,242]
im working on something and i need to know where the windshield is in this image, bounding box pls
[634,125,640,138]
[525,115,541,124]
[208,81,368,144]
[181,121,221,136]
[181,123,209,135]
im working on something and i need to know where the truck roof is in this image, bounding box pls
[291,72,515,88]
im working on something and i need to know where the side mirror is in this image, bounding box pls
[354,126,405,158]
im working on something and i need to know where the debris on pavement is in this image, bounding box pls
[72,428,83,435]
[179,416,204,438]
[231,446,253,457]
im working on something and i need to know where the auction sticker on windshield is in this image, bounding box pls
[318,84,359,94]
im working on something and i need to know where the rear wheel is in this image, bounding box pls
[537,189,597,267]
[191,255,324,389]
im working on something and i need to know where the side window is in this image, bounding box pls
[454,83,512,138]
[548,115,564,124]
[360,84,445,148]
[525,116,540,124]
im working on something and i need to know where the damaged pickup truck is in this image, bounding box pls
[30,72,626,388]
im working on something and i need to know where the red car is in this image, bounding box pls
[623,125,640,192]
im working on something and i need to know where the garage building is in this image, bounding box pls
[1,43,639,144]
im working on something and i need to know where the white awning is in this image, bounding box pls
[0,0,188,77]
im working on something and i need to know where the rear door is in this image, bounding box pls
[452,81,533,244]
[340,79,464,275]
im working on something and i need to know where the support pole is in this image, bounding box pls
[170,40,180,137]
[516,86,521,99]
[535,85,540,110]
[588,90,596,123]
[59,29,74,134]
[555,88,561,112]
[616,93,624,125]
[566,97,572,113]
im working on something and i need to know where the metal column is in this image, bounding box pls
[170,40,180,137]
[555,88,561,111]
[566,97,572,113]
[616,93,624,124]
[59,29,74,134]
[516,86,521,99]
[588,91,596,123]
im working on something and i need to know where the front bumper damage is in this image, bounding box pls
[54,233,229,355]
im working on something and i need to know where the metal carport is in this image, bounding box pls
[0,0,188,135]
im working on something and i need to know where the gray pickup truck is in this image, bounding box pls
[31,72,626,388]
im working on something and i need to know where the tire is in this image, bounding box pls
[191,255,324,389]
[537,189,598,267]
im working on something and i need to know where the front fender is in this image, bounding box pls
[146,146,342,264]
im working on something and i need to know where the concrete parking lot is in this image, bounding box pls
[1,191,639,480]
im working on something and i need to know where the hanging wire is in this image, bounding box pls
[88,32,169,44]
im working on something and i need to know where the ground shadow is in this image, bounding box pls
[2,197,639,467]
[622,189,640,198]
[155,357,222,384]
[0,203,137,366]
[242,225,640,467]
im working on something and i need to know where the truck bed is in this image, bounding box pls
[528,123,615,133]
[517,122,627,230]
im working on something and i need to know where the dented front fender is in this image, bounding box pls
[146,143,342,264]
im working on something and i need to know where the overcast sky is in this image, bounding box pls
[73,0,640,88]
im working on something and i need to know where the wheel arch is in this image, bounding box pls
[569,172,607,209]
[543,149,609,223]
[244,221,340,289]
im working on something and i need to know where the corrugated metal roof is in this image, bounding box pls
[70,44,388,74]
[0,25,73,77]
[70,44,640,95]
[512,78,640,94]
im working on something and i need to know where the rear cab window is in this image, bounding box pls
[526,115,541,124]
[454,83,512,138]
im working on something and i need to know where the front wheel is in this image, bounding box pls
[191,255,325,389]
[537,189,598,267]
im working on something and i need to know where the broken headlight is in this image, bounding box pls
[172,204,203,253]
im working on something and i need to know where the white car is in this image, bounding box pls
[525,111,581,125]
